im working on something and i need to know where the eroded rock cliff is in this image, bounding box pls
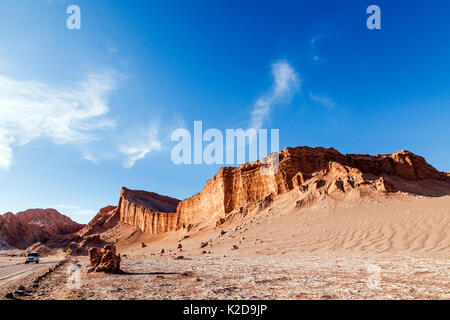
[78,205,119,237]
[80,147,450,239]
[117,187,180,235]
[176,147,450,229]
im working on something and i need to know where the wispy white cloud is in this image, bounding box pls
[107,46,119,56]
[82,153,100,164]
[43,0,67,5]
[56,204,96,221]
[0,129,13,170]
[250,60,300,129]
[310,33,342,64]
[73,209,96,216]
[120,124,162,168]
[0,71,118,170]
[56,204,80,210]
[310,35,328,64]
[309,92,335,109]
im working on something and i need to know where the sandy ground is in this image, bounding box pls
[14,253,448,300]
[4,193,450,300]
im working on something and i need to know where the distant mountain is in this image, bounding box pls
[0,209,84,249]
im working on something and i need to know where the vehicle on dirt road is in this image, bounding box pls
[25,252,40,264]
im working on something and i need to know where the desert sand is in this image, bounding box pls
[2,147,449,300]
[9,192,449,300]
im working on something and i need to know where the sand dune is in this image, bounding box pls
[7,192,449,300]
[4,146,450,300]
[264,194,450,257]
[122,192,449,260]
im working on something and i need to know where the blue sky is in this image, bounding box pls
[0,0,449,223]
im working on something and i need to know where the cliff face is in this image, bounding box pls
[78,205,119,237]
[0,209,84,249]
[44,192,180,254]
[87,147,449,237]
[117,188,180,235]
[176,147,450,228]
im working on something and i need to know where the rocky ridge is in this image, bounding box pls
[175,146,450,229]
[0,209,84,250]
[117,188,180,235]
[107,147,449,236]
[3,146,449,254]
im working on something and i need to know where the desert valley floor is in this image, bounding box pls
[2,193,449,300]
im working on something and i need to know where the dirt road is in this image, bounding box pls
[0,257,62,298]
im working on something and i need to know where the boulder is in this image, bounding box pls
[88,244,121,274]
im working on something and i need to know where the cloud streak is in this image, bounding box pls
[250,60,300,129]
[56,204,97,221]
[309,92,335,109]
[0,71,118,170]
[310,35,327,64]
[120,124,162,168]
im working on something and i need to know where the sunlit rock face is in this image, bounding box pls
[111,147,450,236]
[0,209,84,249]
[175,146,450,229]
[117,187,180,235]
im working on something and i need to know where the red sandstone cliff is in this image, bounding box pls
[33,147,448,248]
[175,147,450,229]
[112,147,449,236]
[0,209,84,249]
[43,205,119,255]
[78,205,119,237]
[117,188,180,235]
[66,188,181,248]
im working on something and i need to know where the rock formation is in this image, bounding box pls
[78,206,119,237]
[110,147,449,237]
[0,239,15,250]
[117,187,180,235]
[44,206,117,255]
[10,146,445,253]
[0,209,84,250]
[175,147,450,228]
[88,244,121,273]
[24,242,54,257]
